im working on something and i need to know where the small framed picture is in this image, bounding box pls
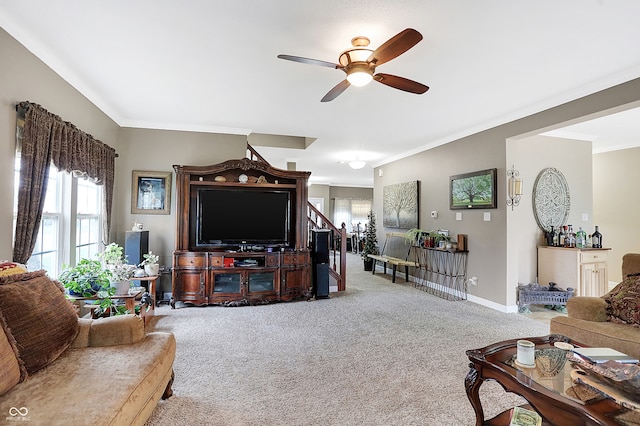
[131,171,172,215]
[450,168,497,210]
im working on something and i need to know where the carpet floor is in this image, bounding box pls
[145,253,550,426]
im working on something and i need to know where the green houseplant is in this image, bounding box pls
[98,242,136,295]
[58,258,111,297]
[361,209,380,271]
[139,251,160,276]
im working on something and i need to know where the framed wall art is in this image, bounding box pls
[131,170,172,215]
[383,180,419,229]
[450,168,497,210]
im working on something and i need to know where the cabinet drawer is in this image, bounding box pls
[175,254,206,267]
[282,252,308,265]
[265,254,280,267]
[209,255,223,267]
[581,251,608,264]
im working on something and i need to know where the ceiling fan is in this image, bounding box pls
[278,28,429,102]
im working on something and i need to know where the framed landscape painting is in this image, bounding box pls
[131,170,172,215]
[450,168,497,210]
[383,180,419,229]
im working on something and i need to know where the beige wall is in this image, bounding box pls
[375,130,507,304]
[507,135,593,305]
[593,147,640,283]
[114,128,246,267]
[377,77,640,309]
[0,28,120,260]
[309,185,374,225]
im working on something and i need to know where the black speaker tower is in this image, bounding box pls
[311,229,331,299]
[125,231,149,267]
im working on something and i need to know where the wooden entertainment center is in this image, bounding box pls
[171,158,312,307]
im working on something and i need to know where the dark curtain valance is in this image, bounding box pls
[13,101,117,264]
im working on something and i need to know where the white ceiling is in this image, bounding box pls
[2,1,640,187]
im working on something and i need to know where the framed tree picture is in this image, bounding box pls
[131,170,172,215]
[383,180,419,229]
[450,168,497,210]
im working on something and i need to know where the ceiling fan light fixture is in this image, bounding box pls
[349,160,367,170]
[347,70,373,87]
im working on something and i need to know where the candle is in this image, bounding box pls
[517,340,535,366]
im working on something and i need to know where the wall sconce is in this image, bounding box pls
[507,165,523,210]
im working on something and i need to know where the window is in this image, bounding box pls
[333,198,372,233]
[13,156,103,277]
[76,178,102,261]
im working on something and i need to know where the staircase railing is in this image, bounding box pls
[307,202,346,292]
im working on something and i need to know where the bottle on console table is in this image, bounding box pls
[592,225,602,248]
[566,225,576,248]
[576,227,587,248]
[558,226,565,247]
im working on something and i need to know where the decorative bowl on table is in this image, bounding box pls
[570,357,640,401]
[536,348,568,376]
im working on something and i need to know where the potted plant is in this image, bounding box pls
[139,251,160,276]
[92,289,133,318]
[361,209,379,271]
[404,228,430,247]
[58,258,111,297]
[98,242,136,295]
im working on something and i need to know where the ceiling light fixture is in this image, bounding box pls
[340,37,374,87]
[349,160,366,170]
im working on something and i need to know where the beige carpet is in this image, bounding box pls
[145,253,550,426]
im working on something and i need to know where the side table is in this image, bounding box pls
[133,275,159,322]
[68,291,141,318]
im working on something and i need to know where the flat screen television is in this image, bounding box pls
[193,187,291,248]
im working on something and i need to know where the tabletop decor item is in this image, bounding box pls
[139,251,160,276]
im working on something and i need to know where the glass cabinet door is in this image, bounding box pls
[213,273,241,293]
[248,271,275,293]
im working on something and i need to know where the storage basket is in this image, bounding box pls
[517,283,574,313]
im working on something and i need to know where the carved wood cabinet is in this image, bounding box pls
[171,158,312,307]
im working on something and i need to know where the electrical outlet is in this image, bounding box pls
[469,277,478,286]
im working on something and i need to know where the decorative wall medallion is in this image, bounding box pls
[532,168,570,232]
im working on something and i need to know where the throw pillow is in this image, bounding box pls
[0,261,28,277]
[603,275,640,327]
[0,270,79,376]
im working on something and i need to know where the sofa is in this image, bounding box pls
[550,253,640,360]
[0,268,176,425]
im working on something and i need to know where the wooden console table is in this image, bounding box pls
[413,247,468,300]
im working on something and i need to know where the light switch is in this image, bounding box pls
[456,212,462,221]
[483,212,491,222]
[582,213,588,221]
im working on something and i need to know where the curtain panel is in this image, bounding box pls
[13,101,116,264]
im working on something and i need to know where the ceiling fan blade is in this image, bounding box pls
[277,54,340,69]
[373,73,429,94]
[321,80,351,102]
[367,28,423,66]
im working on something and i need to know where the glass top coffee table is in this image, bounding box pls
[465,334,637,425]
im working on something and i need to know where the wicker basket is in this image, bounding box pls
[517,283,574,313]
